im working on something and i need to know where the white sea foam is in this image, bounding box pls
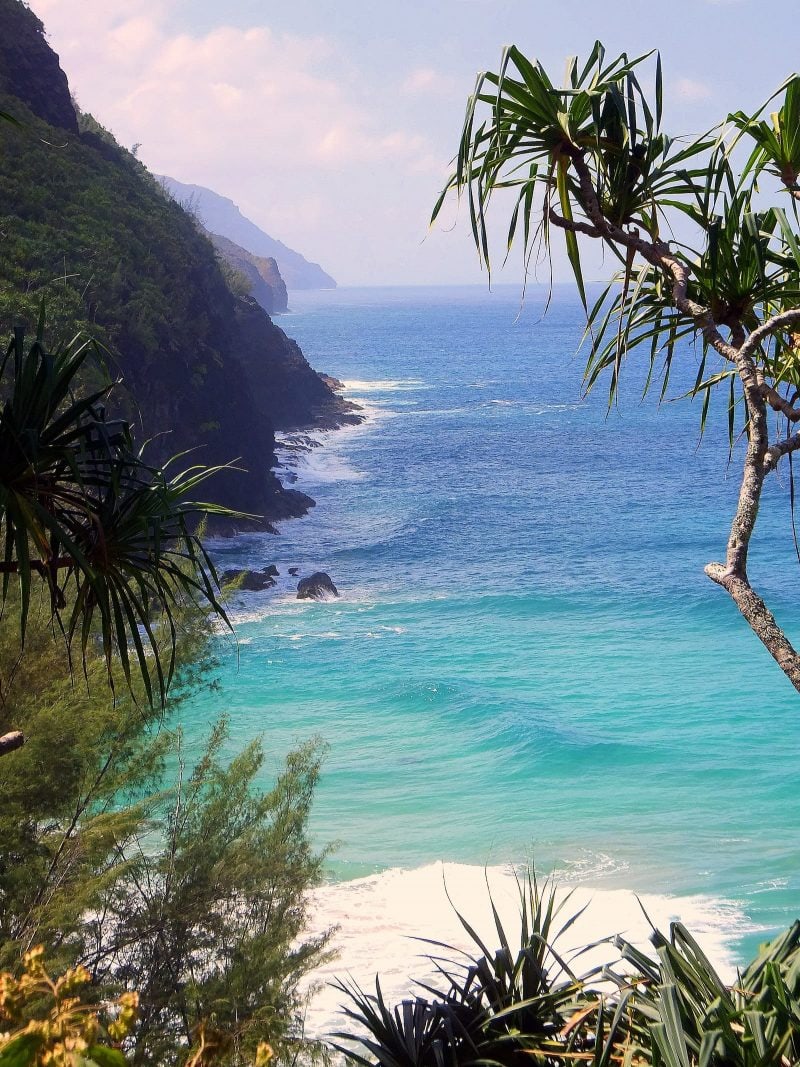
[300,861,758,1041]
[341,378,429,393]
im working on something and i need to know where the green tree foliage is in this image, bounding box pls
[0,946,139,1067]
[0,597,331,1066]
[0,324,232,712]
[433,43,800,694]
[0,587,206,974]
[0,88,280,520]
[93,724,330,1067]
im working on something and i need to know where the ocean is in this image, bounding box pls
[187,284,800,1032]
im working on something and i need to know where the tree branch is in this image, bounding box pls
[737,307,800,363]
[757,374,800,422]
[764,431,800,472]
[705,564,800,693]
[562,147,741,364]
[557,146,800,694]
[548,208,603,239]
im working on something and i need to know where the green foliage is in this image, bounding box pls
[0,946,138,1067]
[0,92,276,519]
[338,878,800,1067]
[0,599,331,1066]
[0,586,209,974]
[0,323,233,706]
[335,875,591,1067]
[94,722,331,1067]
[217,259,253,300]
[432,43,800,425]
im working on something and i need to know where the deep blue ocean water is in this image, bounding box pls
[182,284,800,970]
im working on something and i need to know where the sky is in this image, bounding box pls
[31,0,800,287]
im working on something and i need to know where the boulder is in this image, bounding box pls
[296,571,339,601]
[288,566,299,576]
[221,567,276,591]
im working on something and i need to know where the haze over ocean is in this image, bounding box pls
[185,285,800,1018]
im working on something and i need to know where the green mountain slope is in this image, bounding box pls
[0,0,357,527]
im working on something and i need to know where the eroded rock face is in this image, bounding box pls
[0,0,78,133]
[296,572,339,601]
[207,231,289,314]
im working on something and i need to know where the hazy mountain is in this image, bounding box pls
[158,176,337,290]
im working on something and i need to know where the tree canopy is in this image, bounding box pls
[433,43,800,693]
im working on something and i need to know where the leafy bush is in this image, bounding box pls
[0,594,332,1066]
[0,946,138,1067]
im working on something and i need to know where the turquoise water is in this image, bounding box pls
[183,284,800,966]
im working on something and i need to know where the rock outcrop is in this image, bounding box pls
[221,566,279,591]
[208,231,289,314]
[0,0,78,133]
[297,572,339,601]
[0,0,358,532]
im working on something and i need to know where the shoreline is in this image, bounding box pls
[202,370,765,1039]
[208,383,382,594]
[300,860,757,1040]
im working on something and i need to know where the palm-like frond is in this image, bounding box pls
[433,43,800,417]
[0,324,233,706]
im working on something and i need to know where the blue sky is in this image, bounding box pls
[33,0,800,286]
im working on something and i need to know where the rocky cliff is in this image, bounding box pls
[209,231,289,314]
[0,0,357,530]
[0,0,77,133]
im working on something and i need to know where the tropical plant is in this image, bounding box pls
[0,595,332,1067]
[0,319,234,759]
[335,876,800,1067]
[432,43,800,694]
[333,874,601,1067]
[88,721,332,1067]
[0,945,138,1067]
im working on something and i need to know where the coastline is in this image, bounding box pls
[208,382,381,594]
[301,861,757,1040]
[208,378,759,1041]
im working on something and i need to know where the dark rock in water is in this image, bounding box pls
[296,571,338,600]
[221,568,276,591]
[288,567,299,576]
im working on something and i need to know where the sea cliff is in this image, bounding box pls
[0,0,356,530]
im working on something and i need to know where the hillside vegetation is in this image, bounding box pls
[0,0,356,525]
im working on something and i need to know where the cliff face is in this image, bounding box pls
[209,231,289,314]
[158,175,337,290]
[0,0,77,133]
[0,0,356,530]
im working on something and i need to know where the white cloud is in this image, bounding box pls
[674,77,713,102]
[29,0,446,280]
[402,67,459,97]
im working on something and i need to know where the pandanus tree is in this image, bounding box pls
[433,44,800,694]
[0,319,231,755]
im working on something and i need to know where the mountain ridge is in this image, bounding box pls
[158,175,337,290]
[208,230,289,315]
